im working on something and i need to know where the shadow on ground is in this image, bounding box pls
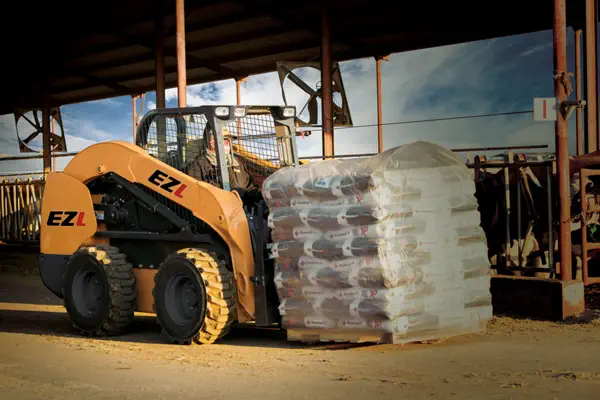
[0,262,379,350]
[0,307,379,351]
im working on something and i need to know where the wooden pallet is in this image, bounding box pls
[286,322,487,345]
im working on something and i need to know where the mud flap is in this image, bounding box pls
[38,253,69,298]
[39,172,96,299]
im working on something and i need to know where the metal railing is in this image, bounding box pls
[579,168,600,286]
[467,153,557,278]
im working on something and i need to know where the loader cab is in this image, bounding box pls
[135,105,300,194]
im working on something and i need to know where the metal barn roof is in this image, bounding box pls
[0,0,588,115]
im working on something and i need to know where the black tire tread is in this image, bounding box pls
[64,245,137,336]
[153,247,237,345]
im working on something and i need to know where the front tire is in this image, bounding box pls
[63,245,137,336]
[153,248,237,345]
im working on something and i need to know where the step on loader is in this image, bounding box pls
[39,105,299,344]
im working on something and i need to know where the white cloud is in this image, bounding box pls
[63,118,114,141]
[521,43,553,57]
[88,98,122,108]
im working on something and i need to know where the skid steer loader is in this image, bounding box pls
[38,105,299,344]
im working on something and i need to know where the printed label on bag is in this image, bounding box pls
[313,176,334,189]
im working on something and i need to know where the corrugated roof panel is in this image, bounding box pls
[165,16,282,48]
[187,68,219,80]
[65,46,150,69]
[360,33,414,46]
[119,76,156,89]
[96,60,157,79]
[54,86,116,101]
[118,67,215,89]
[185,2,244,25]
[124,20,155,38]
[223,47,322,70]
[193,16,280,38]
[48,77,88,88]
[188,31,316,59]
[68,33,118,48]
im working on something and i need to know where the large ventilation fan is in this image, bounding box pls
[13,107,67,153]
[276,61,353,128]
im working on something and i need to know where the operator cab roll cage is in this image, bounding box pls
[134,105,301,192]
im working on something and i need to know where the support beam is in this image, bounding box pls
[132,95,138,142]
[155,0,166,157]
[51,118,57,171]
[236,77,246,105]
[585,0,598,153]
[321,1,334,158]
[596,0,599,145]
[42,101,51,177]
[553,0,572,281]
[176,0,187,107]
[236,77,247,143]
[155,0,166,109]
[375,55,389,153]
[576,29,583,155]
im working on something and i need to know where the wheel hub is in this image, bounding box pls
[164,273,202,326]
[72,267,106,317]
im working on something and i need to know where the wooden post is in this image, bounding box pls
[321,1,334,158]
[154,0,165,108]
[236,77,247,143]
[575,29,583,155]
[51,117,57,171]
[176,0,187,107]
[154,0,166,158]
[42,102,51,177]
[584,0,598,152]
[553,0,572,280]
[132,95,138,143]
[375,55,389,153]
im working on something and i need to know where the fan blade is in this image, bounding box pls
[308,98,319,125]
[23,130,41,144]
[33,110,41,129]
[279,64,317,97]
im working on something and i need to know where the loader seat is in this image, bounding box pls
[185,138,204,163]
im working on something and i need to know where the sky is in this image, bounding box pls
[0,27,597,175]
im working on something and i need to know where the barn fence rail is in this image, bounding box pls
[0,175,45,244]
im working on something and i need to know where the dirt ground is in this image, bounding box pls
[1,252,600,400]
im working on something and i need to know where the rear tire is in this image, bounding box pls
[153,248,237,345]
[63,245,137,336]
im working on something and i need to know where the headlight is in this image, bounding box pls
[234,107,246,118]
[215,107,229,117]
[282,107,295,117]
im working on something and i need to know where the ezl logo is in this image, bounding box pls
[148,169,187,198]
[47,211,86,226]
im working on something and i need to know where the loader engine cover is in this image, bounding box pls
[39,172,97,297]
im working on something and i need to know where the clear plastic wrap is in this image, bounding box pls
[262,141,493,343]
